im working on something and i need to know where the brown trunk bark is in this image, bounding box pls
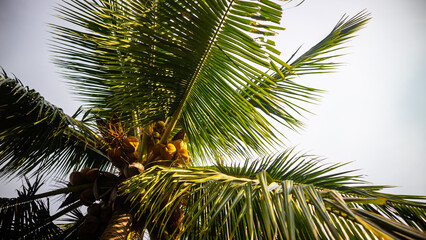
[100,206,132,240]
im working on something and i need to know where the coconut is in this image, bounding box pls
[108,147,123,160]
[108,147,125,168]
[152,155,162,163]
[96,225,106,238]
[127,136,139,150]
[124,162,145,178]
[80,188,96,206]
[85,168,99,183]
[100,207,113,225]
[152,131,161,139]
[87,203,102,216]
[152,143,165,156]
[176,148,190,165]
[155,121,165,130]
[171,139,184,152]
[126,151,139,163]
[160,143,176,160]
[121,138,135,153]
[103,172,119,182]
[83,215,100,233]
[77,227,95,240]
[80,167,91,175]
[177,148,189,158]
[70,171,86,186]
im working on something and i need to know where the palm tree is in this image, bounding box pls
[1,0,425,239]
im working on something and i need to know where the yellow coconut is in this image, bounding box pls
[176,148,190,165]
[171,139,184,152]
[127,136,139,150]
[160,143,177,160]
[152,131,161,139]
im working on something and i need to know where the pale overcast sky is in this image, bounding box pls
[0,0,425,198]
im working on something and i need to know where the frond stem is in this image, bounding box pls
[2,184,93,206]
[160,0,235,143]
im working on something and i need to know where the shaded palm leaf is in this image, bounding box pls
[0,176,62,239]
[0,72,109,179]
[57,208,86,239]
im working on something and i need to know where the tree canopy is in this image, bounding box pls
[0,0,425,239]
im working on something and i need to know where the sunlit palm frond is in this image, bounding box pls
[241,11,371,128]
[214,149,365,190]
[121,162,426,239]
[214,150,426,234]
[52,0,355,162]
[0,72,109,179]
[286,11,371,76]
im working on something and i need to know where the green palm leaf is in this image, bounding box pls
[121,153,426,239]
[245,11,371,124]
[51,0,369,162]
[0,72,109,179]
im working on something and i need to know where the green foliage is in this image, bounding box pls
[51,0,359,161]
[0,0,425,239]
[0,73,109,179]
[121,156,426,239]
[0,176,61,239]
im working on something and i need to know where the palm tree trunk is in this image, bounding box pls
[100,206,132,240]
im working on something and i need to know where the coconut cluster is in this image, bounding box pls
[66,167,121,239]
[107,136,140,169]
[68,167,120,204]
[77,203,113,239]
[69,167,99,205]
[144,122,191,168]
[64,118,192,238]
[98,117,191,174]
[97,116,140,169]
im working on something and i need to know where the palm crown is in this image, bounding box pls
[1,0,425,239]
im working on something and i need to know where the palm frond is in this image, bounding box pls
[57,208,86,239]
[214,150,426,234]
[214,149,366,191]
[241,11,371,127]
[52,0,359,162]
[0,72,109,179]
[121,165,426,239]
[286,11,371,76]
[0,176,62,239]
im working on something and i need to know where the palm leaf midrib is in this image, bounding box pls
[162,1,237,141]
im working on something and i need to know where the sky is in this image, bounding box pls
[0,0,425,199]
